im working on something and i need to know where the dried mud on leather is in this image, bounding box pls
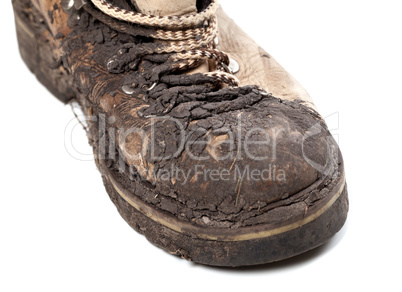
[13,0,349,266]
[17,0,346,230]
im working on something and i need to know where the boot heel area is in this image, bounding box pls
[13,5,75,104]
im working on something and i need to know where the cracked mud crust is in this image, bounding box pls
[13,0,349,266]
[91,107,345,230]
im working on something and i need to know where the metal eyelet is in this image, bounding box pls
[221,58,240,75]
[143,82,158,91]
[214,37,219,47]
[122,85,135,95]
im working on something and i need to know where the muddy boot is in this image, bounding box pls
[12,0,349,267]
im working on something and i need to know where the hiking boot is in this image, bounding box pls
[12,0,349,267]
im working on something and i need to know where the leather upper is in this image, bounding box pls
[36,0,340,227]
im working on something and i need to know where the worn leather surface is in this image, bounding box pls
[24,0,340,225]
[34,0,315,106]
[32,0,71,36]
[133,0,315,106]
[216,9,315,108]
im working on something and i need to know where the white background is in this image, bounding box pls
[1,0,401,291]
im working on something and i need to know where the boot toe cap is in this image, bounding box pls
[118,96,340,227]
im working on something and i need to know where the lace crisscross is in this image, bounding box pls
[90,0,240,87]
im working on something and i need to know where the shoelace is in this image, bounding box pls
[90,0,240,87]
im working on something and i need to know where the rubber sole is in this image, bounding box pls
[13,2,349,267]
[103,170,348,266]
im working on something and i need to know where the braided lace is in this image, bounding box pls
[90,0,240,87]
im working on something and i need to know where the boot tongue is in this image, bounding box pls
[132,0,197,16]
[131,0,210,74]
